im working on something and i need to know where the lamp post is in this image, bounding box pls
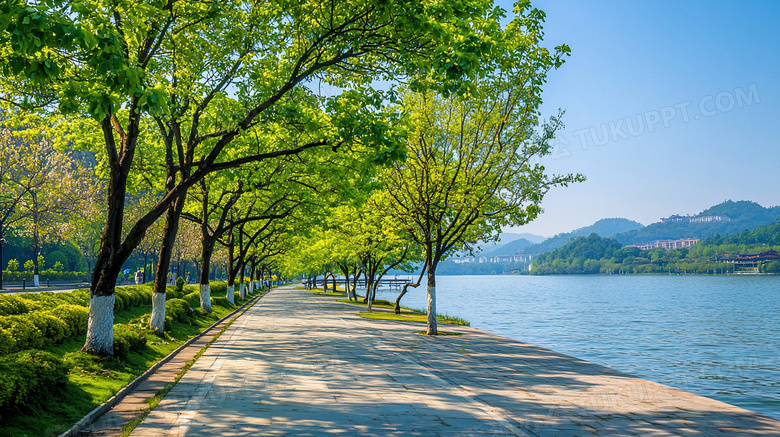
[0,236,5,290]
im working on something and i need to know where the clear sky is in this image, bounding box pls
[497,1,780,237]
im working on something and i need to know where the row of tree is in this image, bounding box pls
[0,0,577,353]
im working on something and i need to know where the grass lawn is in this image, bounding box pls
[0,293,259,437]
[308,290,347,296]
[357,311,470,326]
[336,298,411,311]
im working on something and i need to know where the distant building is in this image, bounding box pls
[723,250,780,273]
[660,214,730,224]
[627,238,699,251]
[452,256,476,264]
[478,254,533,263]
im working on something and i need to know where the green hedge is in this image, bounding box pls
[0,315,45,351]
[0,286,154,356]
[0,283,231,357]
[1,270,88,282]
[113,285,153,311]
[0,290,89,317]
[0,327,15,355]
[113,324,147,358]
[0,350,69,413]
[48,305,89,337]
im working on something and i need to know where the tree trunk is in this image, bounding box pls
[396,268,425,315]
[339,264,352,301]
[142,252,149,284]
[426,266,437,335]
[84,135,132,356]
[85,293,115,354]
[227,284,235,304]
[151,192,186,335]
[199,237,216,313]
[32,207,40,288]
[351,266,362,301]
[395,282,419,315]
[249,262,257,294]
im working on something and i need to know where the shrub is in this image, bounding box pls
[0,296,29,317]
[45,251,69,272]
[176,276,185,292]
[25,312,68,346]
[213,296,230,308]
[113,324,147,358]
[0,327,16,355]
[49,305,89,337]
[183,290,200,307]
[166,287,184,300]
[0,315,44,350]
[0,350,69,412]
[6,259,18,272]
[209,281,226,293]
[165,298,191,322]
[113,290,129,311]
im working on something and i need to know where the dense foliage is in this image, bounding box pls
[532,221,780,275]
[614,200,780,245]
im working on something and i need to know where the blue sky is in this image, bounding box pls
[498,1,780,237]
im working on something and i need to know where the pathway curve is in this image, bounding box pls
[131,285,780,436]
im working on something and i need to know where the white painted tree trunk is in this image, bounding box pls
[427,285,437,335]
[83,294,115,355]
[199,284,212,313]
[227,285,235,304]
[34,274,40,288]
[239,282,246,299]
[150,292,166,335]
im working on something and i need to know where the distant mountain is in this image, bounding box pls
[504,232,546,244]
[483,238,533,256]
[460,232,544,257]
[525,218,644,255]
[614,200,780,245]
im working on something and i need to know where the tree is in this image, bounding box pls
[1,112,90,287]
[1,0,500,355]
[378,9,581,334]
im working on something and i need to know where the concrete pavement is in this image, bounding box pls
[130,285,780,436]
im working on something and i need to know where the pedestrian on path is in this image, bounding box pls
[135,269,143,285]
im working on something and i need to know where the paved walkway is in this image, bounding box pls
[75,293,263,436]
[131,285,780,436]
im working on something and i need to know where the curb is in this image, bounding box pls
[57,291,266,437]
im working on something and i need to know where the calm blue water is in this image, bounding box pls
[373,275,780,419]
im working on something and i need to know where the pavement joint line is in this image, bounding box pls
[58,289,267,437]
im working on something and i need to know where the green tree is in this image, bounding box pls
[379,9,581,334]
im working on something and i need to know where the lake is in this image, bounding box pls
[373,275,780,419]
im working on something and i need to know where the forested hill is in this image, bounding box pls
[613,200,780,245]
[532,220,780,275]
[524,218,644,255]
